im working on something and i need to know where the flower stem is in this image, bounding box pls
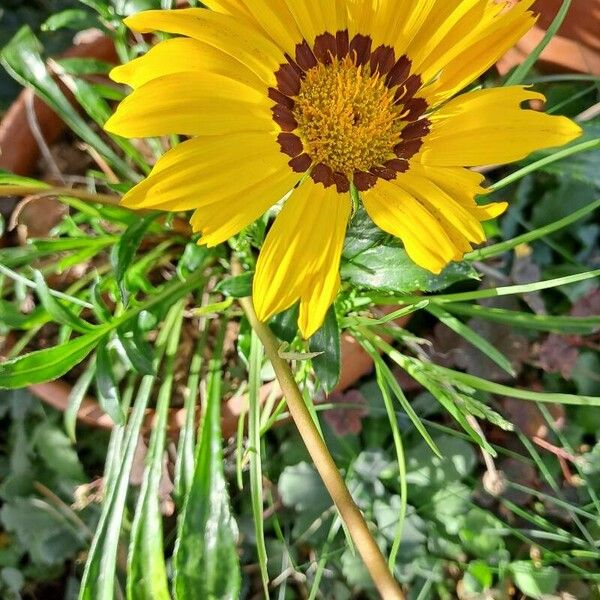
[238,295,405,600]
[0,184,121,205]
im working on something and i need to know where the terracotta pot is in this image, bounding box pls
[498,0,600,76]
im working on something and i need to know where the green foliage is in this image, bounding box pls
[0,1,599,598]
[173,325,241,599]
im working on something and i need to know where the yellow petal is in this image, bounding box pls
[285,0,345,47]
[253,180,351,338]
[123,8,282,85]
[367,0,435,52]
[121,133,293,212]
[104,71,273,138]
[417,164,508,221]
[362,178,459,274]
[190,166,299,246]
[235,0,304,57]
[412,0,536,104]
[110,37,263,92]
[422,86,582,167]
[396,169,486,244]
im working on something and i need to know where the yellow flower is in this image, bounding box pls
[105,0,581,338]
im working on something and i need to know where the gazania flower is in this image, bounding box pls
[105,0,581,338]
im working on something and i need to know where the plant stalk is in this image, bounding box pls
[0,184,121,205]
[238,295,404,600]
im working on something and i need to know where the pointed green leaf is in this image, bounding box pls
[309,307,341,393]
[127,305,184,600]
[173,324,241,599]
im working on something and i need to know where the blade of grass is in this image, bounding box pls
[383,269,600,306]
[466,198,600,261]
[426,304,516,376]
[64,358,96,442]
[491,139,600,192]
[79,306,179,600]
[172,321,241,600]
[173,322,208,505]
[127,302,185,600]
[505,0,572,85]
[374,362,407,569]
[440,303,600,335]
[516,430,597,549]
[249,330,270,598]
[428,362,600,407]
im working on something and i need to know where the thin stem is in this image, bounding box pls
[0,185,120,205]
[238,294,404,600]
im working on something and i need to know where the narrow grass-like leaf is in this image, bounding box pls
[114,212,161,305]
[174,324,207,504]
[309,307,341,393]
[467,198,600,261]
[127,303,185,600]
[441,303,600,335]
[95,337,124,425]
[355,335,440,457]
[41,9,98,31]
[33,270,96,333]
[0,264,92,308]
[249,330,270,598]
[505,0,572,85]
[118,327,155,376]
[427,304,516,376]
[432,363,600,407]
[64,358,96,442]
[79,309,177,600]
[173,323,241,600]
[491,139,600,192]
[391,269,600,306]
[374,362,407,568]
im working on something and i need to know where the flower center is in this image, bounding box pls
[270,31,431,193]
[293,56,403,178]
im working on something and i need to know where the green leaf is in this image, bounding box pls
[427,304,516,377]
[505,0,572,85]
[41,9,98,32]
[95,338,124,425]
[54,57,114,76]
[173,324,241,600]
[309,307,341,393]
[33,422,86,482]
[510,562,559,599]
[343,205,390,259]
[65,359,96,442]
[79,308,178,600]
[248,331,269,598]
[33,270,96,334]
[342,244,478,294]
[114,212,161,305]
[1,498,84,567]
[174,326,207,504]
[0,299,47,330]
[118,327,155,376]
[0,329,105,389]
[440,302,600,335]
[269,304,299,343]
[127,305,184,600]
[216,272,253,298]
[278,462,330,513]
